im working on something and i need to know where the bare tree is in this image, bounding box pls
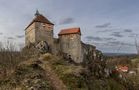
[135,36,139,55]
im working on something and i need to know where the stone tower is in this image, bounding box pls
[58,28,83,63]
[25,10,54,50]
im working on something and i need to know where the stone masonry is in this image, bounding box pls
[25,11,102,63]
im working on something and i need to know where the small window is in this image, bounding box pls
[70,35,76,40]
[42,24,45,27]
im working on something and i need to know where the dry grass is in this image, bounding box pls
[0,41,31,89]
[40,53,87,90]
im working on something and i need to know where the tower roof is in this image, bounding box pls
[58,27,81,36]
[25,11,54,30]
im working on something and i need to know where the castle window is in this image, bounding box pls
[42,24,45,27]
[48,24,51,27]
[70,37,74,40]
[70,34,75,40]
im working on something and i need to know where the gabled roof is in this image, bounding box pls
[116,65,128,72]
[25,12,54,30]
[58,27,81,36]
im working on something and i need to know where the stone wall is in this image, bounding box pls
[53,38,60,55]
[35,22,54,46]
[25,22,54,52]
[59,34,83,63]
[25,20,103,64]
[25,23,36,46]
[25,12,104,64]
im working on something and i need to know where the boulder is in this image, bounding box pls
[36,41,49,54]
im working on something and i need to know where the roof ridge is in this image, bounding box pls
[58,27,81,36]
[25,13,54,30]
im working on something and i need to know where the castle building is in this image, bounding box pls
[25,11,101,63]
[58,28,83,63]
[25,10,54,51]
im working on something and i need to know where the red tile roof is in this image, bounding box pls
[116,65,128,72]
[25,14,54,30]
[58,27,81,36]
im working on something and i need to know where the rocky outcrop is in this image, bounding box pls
[11,60,52,90]
[36,41,49,54]
[82,42,104,65]
[7,54,67,90]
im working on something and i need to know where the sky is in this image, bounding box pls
[0,0,139,53]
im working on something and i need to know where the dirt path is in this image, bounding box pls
[40,60,67,90]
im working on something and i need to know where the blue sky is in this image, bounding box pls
[0,0,139,53]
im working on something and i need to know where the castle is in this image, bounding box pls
[25,11,102,63]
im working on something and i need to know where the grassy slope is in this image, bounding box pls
[0,52,127,90]
[40,53,87,90]
[41,53,126,90]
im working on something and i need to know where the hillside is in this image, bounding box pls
[0,47,130,90]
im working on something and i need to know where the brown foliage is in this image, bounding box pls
[0,41,28,79]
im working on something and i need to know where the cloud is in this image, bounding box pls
[108,41,121,45]
[92,42,110,46]
[97,29,112,33]
[128,33,136,37]
[0,33,3,35]
[128,35,134,38]
[85,36,116,41]
[95,23,111,28]
[108,41,134,46]
[89,40,134,48]
[16,35,24,38]
[111,32,124,37]
[97,28,119,33]
[7,37,15,40]
[128,33,139,38]
[124,29,132,33]
[86,36,103,41]
[104,37,116,41]
[59,17,74,25]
